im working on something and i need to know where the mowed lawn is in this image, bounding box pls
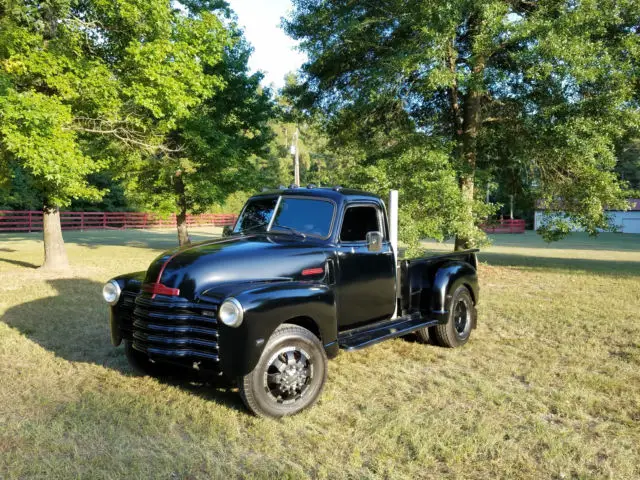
[1,229,639,479]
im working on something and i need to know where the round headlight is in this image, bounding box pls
[102,280,121,305]
[219,297,243,327]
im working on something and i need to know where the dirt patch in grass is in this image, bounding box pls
[1,230,639,479]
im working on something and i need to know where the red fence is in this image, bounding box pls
[480,218,526,234]
[0,210,237,232]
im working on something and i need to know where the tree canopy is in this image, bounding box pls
[0,0,227,203]
[123,18,275,245]
[0,0,243,264]
[285,0,640,248]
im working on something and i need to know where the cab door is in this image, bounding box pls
[335,203,396,329]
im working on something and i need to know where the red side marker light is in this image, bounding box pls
[142,283,180,298]
[302,267,324,276]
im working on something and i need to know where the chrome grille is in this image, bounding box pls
[118,291,138,337]
[130,294,221,369]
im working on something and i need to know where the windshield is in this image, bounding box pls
[233,197,277,233]
[234,196,335,238]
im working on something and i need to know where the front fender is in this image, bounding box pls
[108,271,145,346]
[214,282,337,378]
[430,261,479,324]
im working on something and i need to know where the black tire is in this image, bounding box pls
[431,286,475,348]
[124,341,172,377]
[238,324,328,418]
[414,326,431,344]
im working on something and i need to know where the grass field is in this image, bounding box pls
[1,229,639,479]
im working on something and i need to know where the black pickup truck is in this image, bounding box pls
[104,186,479,417]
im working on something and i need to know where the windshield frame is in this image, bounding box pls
[235,194,337,240]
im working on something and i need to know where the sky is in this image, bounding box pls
[226,0,306,90]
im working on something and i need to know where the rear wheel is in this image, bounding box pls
[414,326,431,344]
[431,286,475,348]
[238,324,327,418]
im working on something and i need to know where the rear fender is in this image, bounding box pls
[215,282,337,378]
[431,261,479,325]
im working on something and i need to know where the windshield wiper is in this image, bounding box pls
[270,224,307,239]
[239,222,307,239]
[238,222,269,235]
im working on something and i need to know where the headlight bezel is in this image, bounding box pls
[102,280,122,305]
[219,297,244,327]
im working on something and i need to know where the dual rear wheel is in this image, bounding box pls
[416,286,475,347]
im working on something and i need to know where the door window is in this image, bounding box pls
[340,205,380,242]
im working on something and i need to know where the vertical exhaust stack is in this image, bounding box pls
[389,190,400,317]
[389,190,399,260]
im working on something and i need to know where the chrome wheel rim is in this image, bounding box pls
[453,300,471,338]
[263,346,314,405]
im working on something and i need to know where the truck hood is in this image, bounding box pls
[144,234,329,300]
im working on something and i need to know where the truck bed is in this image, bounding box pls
[399,249,479,317]
[401,249,479,269]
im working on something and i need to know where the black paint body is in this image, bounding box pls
[109,188,479,379]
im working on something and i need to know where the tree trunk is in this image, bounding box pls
[454,88,482,251]
[41,205,70,270]
[454,50,484,251]
[174,172,190,246]
[176,209,189,246]
[454,174,475,251]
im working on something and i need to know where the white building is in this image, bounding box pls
[534,199,640,234]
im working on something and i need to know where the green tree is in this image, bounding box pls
[0,163,131,211]
[70,172,132,212]
[285,0,639,250]
[124,19,274,245]
[0,161,42,210]
[0,0,226,268]
[616,138,640,194]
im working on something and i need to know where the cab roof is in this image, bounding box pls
[250,186,383,204]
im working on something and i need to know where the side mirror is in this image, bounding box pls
[222,225,233,237]
[366,231,383,252]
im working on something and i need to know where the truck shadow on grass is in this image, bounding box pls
[1,277,245,411]
[479,252,640,277]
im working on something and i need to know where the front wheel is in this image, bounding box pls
[238,324,328,418]
[431,286,476,348]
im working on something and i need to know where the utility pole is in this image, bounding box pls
[509,194,514,220]
[292,128,300,186]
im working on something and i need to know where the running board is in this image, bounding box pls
[338,314,438,351]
